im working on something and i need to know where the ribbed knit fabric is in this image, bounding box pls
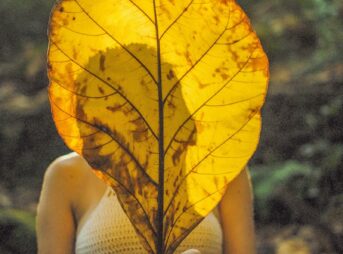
[75,187,223,254]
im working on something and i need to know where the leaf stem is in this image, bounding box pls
[153,1,165,253]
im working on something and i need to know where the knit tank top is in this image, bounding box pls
[75,187,223,253]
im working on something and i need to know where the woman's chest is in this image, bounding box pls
[75,188,223,254]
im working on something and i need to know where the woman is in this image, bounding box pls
[36,152,256,253]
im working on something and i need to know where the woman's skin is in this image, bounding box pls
[36,152,256,254]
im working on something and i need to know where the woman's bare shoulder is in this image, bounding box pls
[44,152,92,180]
[41,152,94,200]
[37,152,89,252]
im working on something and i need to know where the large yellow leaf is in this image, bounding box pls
[47,0,269,253]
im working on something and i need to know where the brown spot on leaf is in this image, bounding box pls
[167,100,176,109]
[194,120,205,134]
[249,107,259,117]
[98,86,104,94]
[86,153,112,172]
[106,103,125,112]
[198,82,211,89]
[88,136,95,144]
[75,102,87,120]
[123,105,134,115]
[173,176,179,187]
[80,85,87,94]
[221,73,229,80]
[213,15,220,25]
[172,126,196,165]
[172,147,183,166]
[214,177,219,188]
[130,117,148,142]
[219,0,230,5]
[132,128,148,142]
[166,70,175,80]
[99,54,106,72]
[184,51,192,65]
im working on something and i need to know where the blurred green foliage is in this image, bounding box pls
[0,209,36,253]
[252,84,343,225]
[239,0,343,61]
[252,161,312,221]
[0,0,52,58]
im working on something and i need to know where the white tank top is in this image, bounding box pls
[75,187,223,253]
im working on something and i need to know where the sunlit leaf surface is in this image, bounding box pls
[47,0,269,253]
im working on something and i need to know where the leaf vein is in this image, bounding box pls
[164,107,258,218]
[165,184,228,249]
[59,23,106,36]
[163,9,232,105]
[73,0,158,85]
[51,41,158,140]
[51,78,119,99]
[159,0,194,39]
[100,170,158,245]
[164,49,256,155]
[48,92,158,187]
[127,0,155,24]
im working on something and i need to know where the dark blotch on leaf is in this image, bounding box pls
[80,85,87,94]
[99,54,106,72]
[106,104,121,112]
[167,70,175,80]
[98,86,105,94]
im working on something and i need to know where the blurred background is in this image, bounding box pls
[0,0,342,253]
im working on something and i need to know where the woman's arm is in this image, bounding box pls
[36,156,80,254]
[218,166,256,254]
